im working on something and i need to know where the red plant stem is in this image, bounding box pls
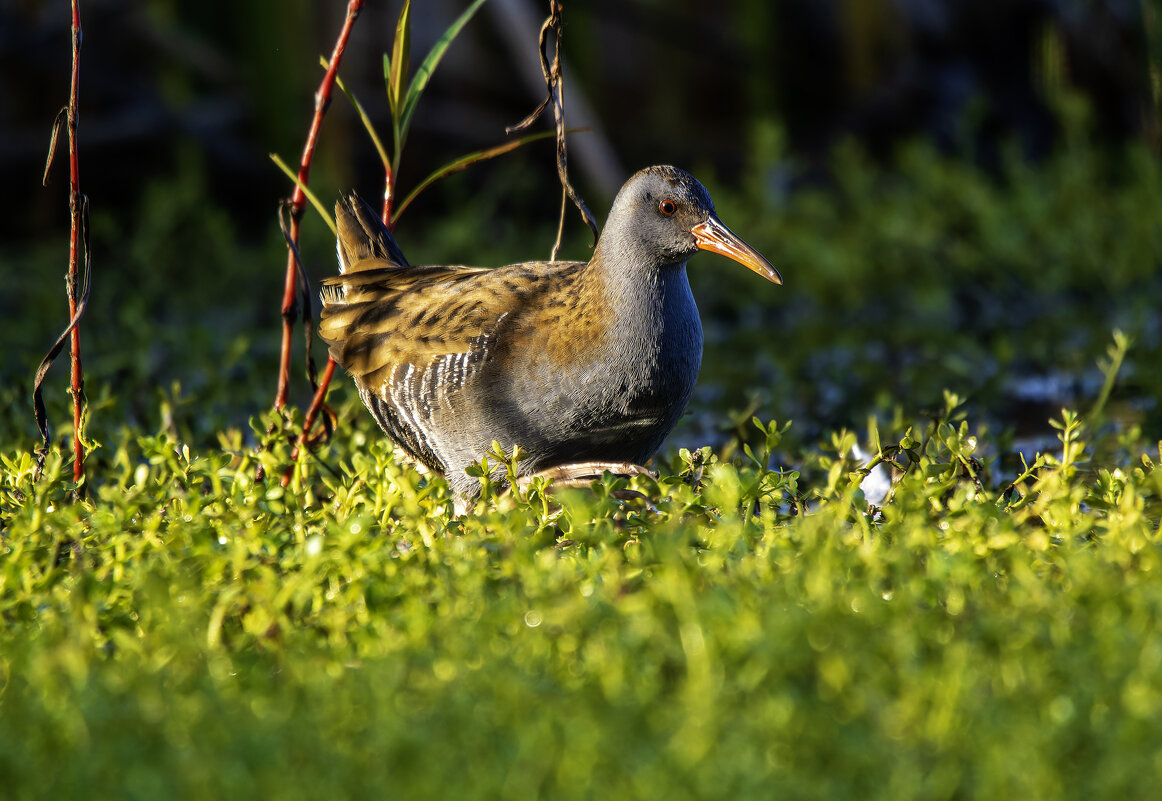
[272,0,365,413]
[282,149,395,488]
[381,182,393,227]
[67,0,84,485]
[282,358,337,487]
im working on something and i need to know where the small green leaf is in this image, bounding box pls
[899,428,916,450]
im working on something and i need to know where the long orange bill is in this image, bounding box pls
[691,215,783,285]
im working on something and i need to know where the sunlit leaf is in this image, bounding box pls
[392,129,569,223]
[387,0,411,119]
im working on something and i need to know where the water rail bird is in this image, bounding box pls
[319,165,782,499]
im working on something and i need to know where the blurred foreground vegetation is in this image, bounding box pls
[2,388,1161,799]
[3,106,1162,798]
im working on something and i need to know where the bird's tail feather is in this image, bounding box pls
[335,193,410,274]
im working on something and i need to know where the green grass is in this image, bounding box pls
[3,129,1162,798]
[2,386,1161,799]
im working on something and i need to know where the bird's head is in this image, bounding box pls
[600,165,782,285]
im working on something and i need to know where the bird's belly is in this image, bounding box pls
[496,319,703,467]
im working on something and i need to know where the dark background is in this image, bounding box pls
[3,0,1155,243]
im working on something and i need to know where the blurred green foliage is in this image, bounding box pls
[694,112,1162,441]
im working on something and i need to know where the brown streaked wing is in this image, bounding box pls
[319,264,499,381]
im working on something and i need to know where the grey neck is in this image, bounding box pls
[585,237,700,383]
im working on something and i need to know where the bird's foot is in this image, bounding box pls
[515,461,654,492]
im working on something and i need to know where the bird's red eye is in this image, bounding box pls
[659,199,677,216]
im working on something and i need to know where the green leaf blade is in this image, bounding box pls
[388,0,412,118]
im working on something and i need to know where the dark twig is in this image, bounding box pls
[284,140,394,488]
[65,0,85,485]
[284,359,339,484]
[507,0,597,259]
[272,0,364,414]
[260,0,363,483]
[277,203,324,395]
[33,197,91,483]
[34,0,88,486]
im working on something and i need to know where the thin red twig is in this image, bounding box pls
[283,358,338,487]
[381,182,394,227]
[272,0,365,413]
[66,0,85,485]
[283,141,395,488]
